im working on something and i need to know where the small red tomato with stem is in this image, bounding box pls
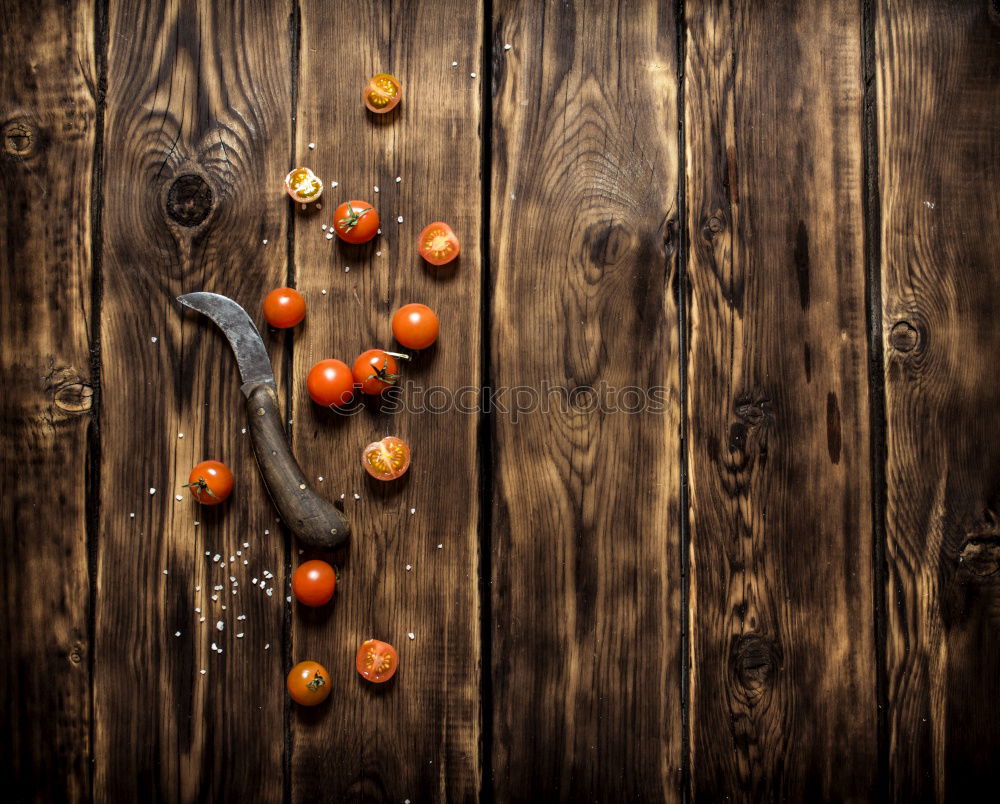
[361,436,411,481]
[352,349,410,395]
[291,560,337,607]
[355,639,399,683]
[417,222,460,266]
[284,167,323,203]
[263,287,306,328]
[287,660,332,705]
[307,359,355,408]
[333,200,379,244]
[392,303,439,350]
[363,74,402,114]
[183,460,234,505]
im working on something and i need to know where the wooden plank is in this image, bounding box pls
[290,3,482,800]
[685,0,877,799]
[0,1,95,798]
[876,1,1000,799]
[490,1,682,798]
[93,1,292,798]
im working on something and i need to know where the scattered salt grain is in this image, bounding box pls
[406,564,412,571]
[195,586,201,591]
[264,529,269,536]
[243,542,249,548]
[229,556,235,562]
[129,513,135,518]
[264,643,270,650]
[178,433,184,438]
[243,560,248,565]
[175,631,181,637]
[236,551,241,556]
[262,239,268,244]
[237,614,246,620]
[149,488,156,495]
[266,588,273,597]
[318,476,324,482]
[286,596,292,603]
[298,549,304,555]
[325,233,334,240]
[321,224,328,231]
[344,266,350,272]
[211,595,218,601]
[195,607,201,613]
[331,181,338,188]
[206,551,211,556]
[194,521,200,526]
[236,633,244,638]
[221,604,226,610]
[213,554,221,562]
[263,571,272,579]
[504,43,512,50]
[163,569,169,575]
[175,495,183,501]
[316,203,322,210]
[340,493,346,499]
[353,493,360,500]
[321,289,327,295]
[216,621,224,631]
[395,176,401,183]
[408,632,415,640]
[410,508,416,514]
[200,669,206,675]
[308,142,315,149]
[241,427,247,434]
[151,336,158,343]
[452,61,458,67]
[377,228,382,234]
[397,216,404,223]
[376,250,382,257]
[229,576,236,583]
[199,617,206,623]
[374,185,379,193]
[437,544,443,549]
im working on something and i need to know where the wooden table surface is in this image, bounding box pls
[2,0,998,801]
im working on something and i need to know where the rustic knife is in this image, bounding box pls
[178,291,350,550]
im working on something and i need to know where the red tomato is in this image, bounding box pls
[355,639,398,683]
[287,660,331,705]
[417,222,460,266]
[392,303,439,350]
[183,460,233,505]
[333,200,379,244]
[307,359,355,408]
[363,74,402,114]
[292,560,336,606]
[361,436,411,481]
[263,287,306,328]
[352,349,409,395]
[285,167,323,203]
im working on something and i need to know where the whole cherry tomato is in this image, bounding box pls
[307,359,355,408]
[292,560,337,607]
[355,639,398,683]
[361,436,411,481]
[392,303,439,350]
[263,287,306,328]
[333,200,379,244]
[287,660,332,705]
[352,349,408,395]
[417,222,460,266]
[285,167,323,203]
[183,460,233,505]
[363,74,402,114]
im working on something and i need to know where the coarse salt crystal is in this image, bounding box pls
[376,250,382,257]
[178,433,184,438]
[264,643,270,650]
[321,224,328,230]
[243,560,248,565]
[397,216,404,223]
[163,569,169,575]
[195,607,201,613]
[286,595,292,603]
[377,228,382,234]
[308,142,315,149]
[470,72,477,78]
[205,551,210,556]
[213,554,221,562]
[374,185,379,193]
[340,493,345,499]
[408,632,415,640]
[504,43,512,50]
[321,289,327,295]
[326,233,334,240]
[252,578,258,585]
[130,513,135,518]
[199,617,206,623]
[243,542,249,548]
[354,493,360,500]
[262,239,268,244]
[151,336,158,343]
[437,544,443,549]
[216,621,224,631]
[229,556,235,562]
[200,669,206,675]
[237,614,246,620]
[452,61,458,66]
[229,576,236,582]
[211,595,218,601]
[236,632,244,638]
[149,488,156,495]
[263,571,272,579]
[241,428,246,434]
[174,631,181,637]
[318,476,324,482]
[395,176,401,183]
[264,530,269,535]
[331,181,338,188]
[316,203,322,210]
[175,495,183,501]
[410,508,416,514]
[195,586,201,591]
[406,564,412,571]
[344,266,350,272]
[266,588,273,597]
[236,550,241,556]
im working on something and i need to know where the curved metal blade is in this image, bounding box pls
[178,292,275,393]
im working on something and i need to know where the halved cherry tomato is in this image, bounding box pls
[355,639,398,683]
[417,222,460,266]
[183,460,233,505]
[292,560,337,607]
[352,349,409,395]
[263,287,306,328]
[361,436,411,481]
[307,359,355,408]
[333,200,379,244]
[392,303,439,350]
[363,74,402,114]
[285,167,323,203]
[287,660,331,705]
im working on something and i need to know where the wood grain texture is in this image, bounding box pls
[876,0,1000,799]
[94,0,292,798]
[290,2,482,800]
[490,1,682,799]
[685,0,877,799]
[0,1,96,798]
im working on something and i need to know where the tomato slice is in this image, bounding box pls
[363,74,402,114]
[285,167,323,203]
[355,639,398,683]
[417,222,460,266]
[361,436,411,481]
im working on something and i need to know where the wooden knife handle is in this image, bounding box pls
[244,383,350,550]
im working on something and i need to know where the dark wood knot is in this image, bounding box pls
[69,644,84,664]
[54,382,94,413]
[585,221,633,266]
[959,536,1000,577]
[889,320,919,352]
[2,118,39,159]
[730,634,781,693]
[166,173,214,227]
[701,211,727,241]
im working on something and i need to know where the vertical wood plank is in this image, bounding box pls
[0,1,95,798]
[94,1,292,798]
[490,1,683,798]
[876,1,1000,799]
[685,0,877,799]
[291,2,482,800]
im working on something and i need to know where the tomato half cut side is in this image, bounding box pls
[361,436,411,481]
[417,222,460,266]
[363,74,402,114]
[285,167,323,203]
[355,639,398,683]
